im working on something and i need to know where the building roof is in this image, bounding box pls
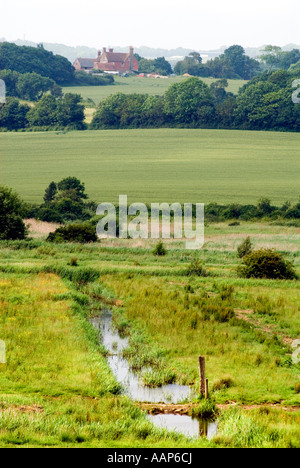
[101,52,129,63]
[75,58,95,68]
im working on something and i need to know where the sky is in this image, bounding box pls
[2,0,299,50]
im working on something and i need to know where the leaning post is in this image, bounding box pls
[198,356,206,396]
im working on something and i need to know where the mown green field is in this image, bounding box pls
[0,222,299,447]
[1,129,299,205]
[62,76,247,105]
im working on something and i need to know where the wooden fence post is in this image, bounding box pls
[205,378,209,400]
[198,356,206,396]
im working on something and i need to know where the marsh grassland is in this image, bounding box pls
[0,221,299,447]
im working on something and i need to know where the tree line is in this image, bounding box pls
[174,45,300,80]
[1,70,299,131]
[1,179,299,243]
[91,71,300,132]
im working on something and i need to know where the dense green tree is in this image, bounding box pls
[57,177,88,201]
[0,186,27,240]
[235,71,300,130]
[260,46,300,71]
[27,93,85,129]
[91,93,149,129]
[0,98,30,130]
[0,42,75,84]
[164,77,215,126]
[57,93,85,129]
[43,182,57,204]
[174,52,209,77]
[15,72,56,101]
[138,57,172,75]
[32,177,95,223]
[0,69,60,101]
[27,94,58,127]
[207,45,260,79]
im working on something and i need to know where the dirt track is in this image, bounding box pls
[137,402,300,415]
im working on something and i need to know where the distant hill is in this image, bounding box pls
[1,38,299,65]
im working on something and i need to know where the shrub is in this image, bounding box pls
[43,265,100,284]
[212,377,235,392]
[186,258,208,277]
[191,399,217,418]
[238,249,297,280]
[47,223,98,244]
[69,257,78,267]
[153,241,167,256]
[237,236,253,258]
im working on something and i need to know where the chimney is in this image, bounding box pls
[97,50,101,58]
[103,47,106,53]
[129,46,134,70]
[109,48,113,53]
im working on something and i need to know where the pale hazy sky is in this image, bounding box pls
[2,0,299,50]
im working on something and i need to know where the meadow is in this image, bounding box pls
[0,221,299,447]
[62,76,247,106]
[1,129,300,205]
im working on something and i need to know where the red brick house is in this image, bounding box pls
[73,46,138,73]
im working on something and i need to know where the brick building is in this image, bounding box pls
[73,46,138,73]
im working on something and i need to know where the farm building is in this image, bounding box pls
[73,46,139,73]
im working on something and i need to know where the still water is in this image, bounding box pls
[90,311,218,439]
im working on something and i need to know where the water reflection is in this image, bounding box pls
[91,312,194,403]
[148,414,218,440]
[90,311,218,439]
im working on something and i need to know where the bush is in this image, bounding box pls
[212,377,235,392]
[237,236,253,258]
[47,223,98,243]
[186,258,208,277]
[294,382,300,394]
[153,241,167,256]
[238,248,297,280]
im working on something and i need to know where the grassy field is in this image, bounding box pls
[63,76,247,106]
[1,129,300,205]
[0,222,299,447]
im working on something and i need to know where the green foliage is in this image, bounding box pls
[237,237,253,258]
[260,46,300,71]
[191,399,217,418]
[47,223,98,244]
[73,71,114,86]
[238,249,298,280]
[27,93,85,129]
[174,52,209,77]
[0,185,27,240]
[90,68,300,132]
[0,69,59,101]
[43,181,57,203]
[0,42,75,84]
[91,92,166,129]
[164,77,215,126]
[235,71,300,131]
[175,45,260,80]
[0,98,30,130]
[186,258,208,277]
[212,377,235,392]
[31,177,95,224]
[153,241,167,256]
[138,56,173,76]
